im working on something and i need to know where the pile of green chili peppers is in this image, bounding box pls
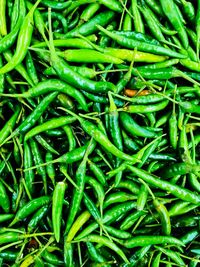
[0,0,200,266]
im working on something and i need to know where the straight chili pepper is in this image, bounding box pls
[52,181,67,242]
[65,139,96,233]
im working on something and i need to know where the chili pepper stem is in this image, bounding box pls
[60,166,79,190]
[0,241,23,253]
[24,232,53,238]
[174,69,200,86]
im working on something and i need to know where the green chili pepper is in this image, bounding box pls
[64,109,139,163]
[138,4,167,43]
[0,0,26,53]
[9,196,51,227]
[47,16,116,94]
[42,250,64,266]
[122,235,185,248]
[131,0,145,33]
[58,49,123,64]
[123,11,132,31]
[120,210,146,231]
[180,228,199,245]
[45,152,56,186]
[28,204,49,233]
[136,185,148,211]
[0,106,20,145]
[75,202,136,240]
[30,138,48,195]
[0,0,41,74]
[145,0,164,16]
[160,163,200,178]
[0,180,10,213]
[80,3,101,22]
[65,139,96,234]
[112,30,161,45]
[0,0,7,36]
[103,192,136,209]
[35,135,59,156]
[79,234,129,264]
[86,242,107,264]
[25,51,39,85]
[64,10,116,38]
[97,25,187,58]
[25,116,76,141]
[24,141,35,195]
[120,112,160,138]
[159,0,189,49]
[123,245,152,267]
[52,181,67,242]
[1,79,89,112]
[0,92,58,147]
[127,165,200,204]
[41,0,72,10]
